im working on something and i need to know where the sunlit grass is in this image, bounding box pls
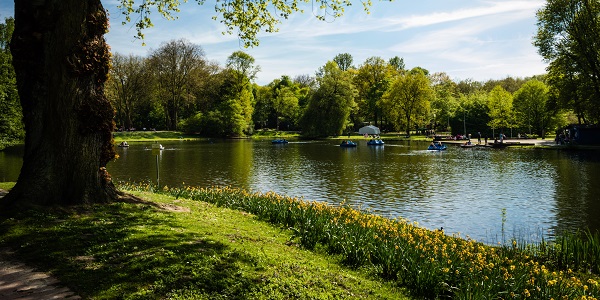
[113,131,201,142]
[251,129,301,138]
[121,182,600,299]
[0,182,15,190]
[2,180,599,299]
[0,184,408,299]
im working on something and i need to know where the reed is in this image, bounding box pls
[550,230,600,274]
[119,181,600,299]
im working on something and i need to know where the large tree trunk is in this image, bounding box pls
[4,0,119,206]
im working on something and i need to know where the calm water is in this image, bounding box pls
[1,140,599,244]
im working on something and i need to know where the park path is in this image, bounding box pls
[0,189,80,299]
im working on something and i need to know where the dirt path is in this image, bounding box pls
[0,190,80,299]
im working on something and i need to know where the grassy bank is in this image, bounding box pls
[2,182,599,299]
[0,183,408,299]
[124,183,600,299]
[113,131,202,142]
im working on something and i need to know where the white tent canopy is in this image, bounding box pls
[358,125,380,135]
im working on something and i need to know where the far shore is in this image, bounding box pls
[112,130,600,150]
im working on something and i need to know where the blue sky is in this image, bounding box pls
[1,0,548,85]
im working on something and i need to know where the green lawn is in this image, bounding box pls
[0,186,409,299]
[113,131,202,142]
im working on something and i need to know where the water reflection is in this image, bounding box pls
[1,140,599,244]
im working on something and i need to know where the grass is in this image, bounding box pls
[113,131,202,142]
[0,182,15,190]
[251,129,301,139]
[125,182,600,299]
[0,183,408,299]
[2,181,600,299]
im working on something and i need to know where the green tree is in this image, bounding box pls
[482,76,528,93]
[388,56,405,73]
[268,76,300,130]
[381,69,432,136]
[223,51,258,135]
[226,51,260,93]
[333,53,354,71]
[354,56,390,126]
[534,0,600,123]
[513,80,551,137]
[4,0,378,207]
[252,85,272,129]
[301,61,357,137]
[0,17,23,150]
[106,53,151,130]
[273,87,300,130]
[487,85,514,136]
[429,72,458,132]
[149,39,207,130]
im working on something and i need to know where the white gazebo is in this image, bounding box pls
[358,125,380,135]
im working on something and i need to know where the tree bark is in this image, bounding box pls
[4,0,119,206]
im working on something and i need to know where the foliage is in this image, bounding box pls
[381,69,432,136]
[178,112,204,134]
[0,17,23,150]
[107,53,152,130]
[226,51,260,92]
[388,56,405,73]
[333,53,354,71]
[353,56,391,127]
[272,86,300,130]
[148,39,208,130]
[119,182,600,299]
[117,0,376,47]
[535,0,600,124]
[212,69,255,136]
[513,79,552,137]
[300,61,357,137]
[430,72,458,132]
[487,85,515,133]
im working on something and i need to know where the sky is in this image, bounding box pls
[1,0,548,86]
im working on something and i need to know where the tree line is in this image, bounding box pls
[0,23,587,147]
[104,38,573,139]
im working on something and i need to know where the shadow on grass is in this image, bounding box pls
[0,201,260,299]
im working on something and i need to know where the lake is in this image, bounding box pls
[1,139,599,244]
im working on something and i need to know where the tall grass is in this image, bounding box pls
[119,182,600,299]
[549,230,600,274]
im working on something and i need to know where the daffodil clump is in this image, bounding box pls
[119,182,600,299]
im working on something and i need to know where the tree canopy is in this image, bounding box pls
[534,0,600,124]
[118,0,384,47]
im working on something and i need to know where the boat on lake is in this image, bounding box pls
[271,139,289,144]
[427,142,447,151]
[367,139,385,146]
[460,141,476,148]
[340,140,357,147]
